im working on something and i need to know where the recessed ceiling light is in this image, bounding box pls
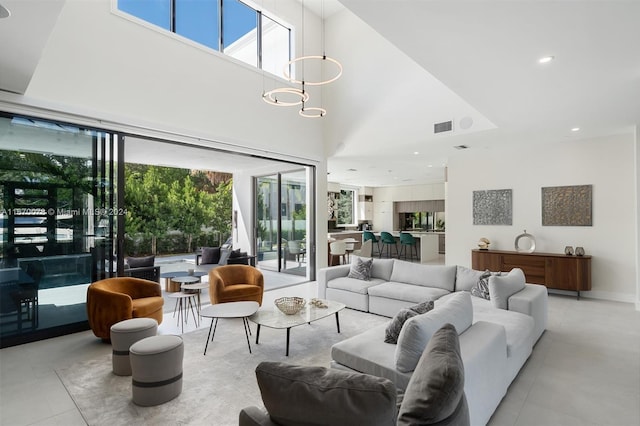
[413,151,419,155]
[538,56,554,64]
[571,127,580,132]
[427,164,433,168]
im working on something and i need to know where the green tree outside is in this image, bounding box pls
[168,175,212,253]
[124,164,232,255]
[124,166,174,254]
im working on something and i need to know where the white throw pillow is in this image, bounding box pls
[395,292,473,373]
[488,268,526,310]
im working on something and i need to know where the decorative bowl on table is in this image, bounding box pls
[274,297,306,315]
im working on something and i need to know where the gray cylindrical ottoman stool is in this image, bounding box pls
[130,335,184,406]
[110,318,158,376]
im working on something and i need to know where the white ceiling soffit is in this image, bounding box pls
[0,116,302,175]
[0,0,64,94]
[124,137,298,174]
[329,0,640,187]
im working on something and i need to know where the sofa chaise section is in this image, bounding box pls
[331,292,516,426]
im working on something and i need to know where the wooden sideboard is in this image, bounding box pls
[471,249,592,299]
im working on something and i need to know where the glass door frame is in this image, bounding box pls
[0,112,123,347]
[254,166,315,280]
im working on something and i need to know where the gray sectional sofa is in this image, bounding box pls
[317,257,548,426]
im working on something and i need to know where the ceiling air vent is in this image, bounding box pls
[453,145,469,150]
[434,120,453,134]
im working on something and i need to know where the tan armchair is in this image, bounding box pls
[209,265,264,305]
[86,277,164,340]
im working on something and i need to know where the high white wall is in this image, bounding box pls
[372,183,445,231]
[17,0,324,163]
[0,0,333,271]
[447,133,636,303]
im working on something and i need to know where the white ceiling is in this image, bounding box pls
[326,0,640,186]
[0,0,64,94]
[0,0,638,188]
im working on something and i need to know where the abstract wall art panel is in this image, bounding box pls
[473,189,513,225]
[541,185,592,226]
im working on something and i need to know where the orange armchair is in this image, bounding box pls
[86,277,164,340]
[209,265,264,305]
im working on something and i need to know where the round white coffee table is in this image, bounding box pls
[200,301,260,355]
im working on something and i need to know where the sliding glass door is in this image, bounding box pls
[255,169,311,277]
[0,113,121,347]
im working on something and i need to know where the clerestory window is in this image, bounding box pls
[117,0,291,76]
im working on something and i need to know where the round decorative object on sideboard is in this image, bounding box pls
[477,237,491,250]
[514,230,536,253]
[564,246,574,255]
[575,246,585,256]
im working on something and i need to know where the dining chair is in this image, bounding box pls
[363,231,380,256]
[342,238,358,262]
[399,232,418,261]
[379,231,399,258]
[329,240,347,266]
[353,239,373,258]
[287,240,306,266]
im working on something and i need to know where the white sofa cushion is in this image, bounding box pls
[390,262,457,291]
[489,268,526,309]
[327,277,387,295]
[471,297,534,358]
[395,292,473,373]
[368,282,450,303]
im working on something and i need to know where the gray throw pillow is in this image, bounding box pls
[255,361,397,426]
[347,257,373,281]
[125,255,155,268]
[470,270,492,300]
[410,300,434,315]
[385,309,417,344]
[200,247,220,265]
[397,323,470,426]
[384,300,435,344]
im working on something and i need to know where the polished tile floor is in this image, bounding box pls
[1,284,639,426]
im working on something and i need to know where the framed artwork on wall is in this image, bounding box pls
[473,189,513,225]
[541,185,592,226]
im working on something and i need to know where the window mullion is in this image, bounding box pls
[218,0,224,51]
[257,11,262,69]
[170,0,176,33]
